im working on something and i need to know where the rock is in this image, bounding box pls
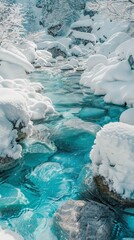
[0,183,29,215]
[79,107,106,120]
[53,200,116,240]
[48,24,62,37]
[0,157,19,172]
[48,47,67,58]
[94,176,134,208]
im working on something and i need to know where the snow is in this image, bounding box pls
[115,38,134,59]
[71,46,84,57]
[99,32,130,57]
[120,108,134,125]
[80,38,134,107]
[85,54,108,72]
[0,88,32,159]
[71,19,93,29]
[0,40,56,161]
[61,64,74,71]
[0,48,34,73]
[90,122,134,199]
[0,228,23,240]
[72,30,96,43]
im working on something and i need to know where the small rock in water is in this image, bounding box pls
[0,183,28,214]
[29,162,72,199]
[53,200,116,240]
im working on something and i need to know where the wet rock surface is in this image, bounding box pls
[54,200,116,240]
[48,47,67,58]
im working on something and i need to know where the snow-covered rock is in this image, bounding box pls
[85,54,108,72]
[71,46,84,57]
[0,89,32,166]
[0,48,34,73]
[61,64,74,71]
[0,228,23,240]
[80,38,134,107]
[120,108,134,125]
[41,0,87,36]
[99,32,130,57]
[90,122,134,200]
[47,42,69,58]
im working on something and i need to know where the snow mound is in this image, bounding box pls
[90,122,134,199]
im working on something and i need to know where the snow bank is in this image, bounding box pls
[90,122,134,199]
[0,41,55,162]
[80,38,134,107]
[0,48,34,73]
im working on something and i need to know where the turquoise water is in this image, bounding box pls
[0,65,133,239]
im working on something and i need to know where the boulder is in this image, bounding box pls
[54,199,116,240]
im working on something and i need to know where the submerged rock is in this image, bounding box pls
[54,199,116,240]
[0,183,29,215]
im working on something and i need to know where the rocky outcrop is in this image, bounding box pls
[53,200,116,240]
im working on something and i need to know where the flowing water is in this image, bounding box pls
[0,62,133,239]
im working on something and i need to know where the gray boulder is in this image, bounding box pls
[53,200,116,240]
